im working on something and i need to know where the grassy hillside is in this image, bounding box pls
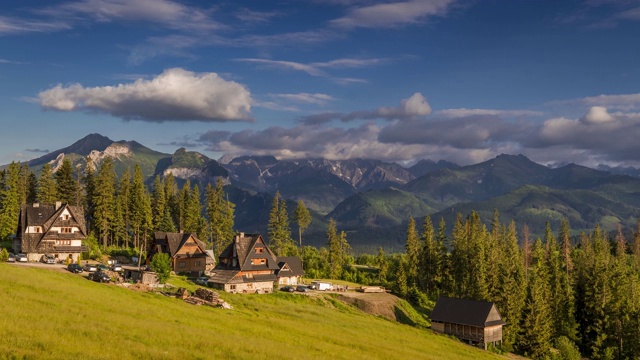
[0,264,501,360]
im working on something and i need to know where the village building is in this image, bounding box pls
[207,232,281,294]
[14,202,88,262]
[430,296,506,350]
[276,256,304,285]
[149,232,211,276]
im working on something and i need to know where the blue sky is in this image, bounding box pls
[1,0,640,167]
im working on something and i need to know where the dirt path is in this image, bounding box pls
[335,291,401,321]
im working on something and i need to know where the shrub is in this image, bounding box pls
[0,248,8,262]
[550,336,581,360]
[149,253,172,284]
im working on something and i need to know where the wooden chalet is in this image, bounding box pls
[14,202,88,262]
[208,232,279,294]
[430,296,506,349]
[149,232,210,276]
[276,256,304,285]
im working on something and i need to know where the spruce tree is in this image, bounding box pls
[294,200,312,250]
[0,163,21,239]
[377,246,388,284]
[93,158,116,249]
[327,218,344,279]
[419,215,438,296]
[405,216,420,286]
[37,163,58,204]
[518,238,553,359]
[129,165,152,251]
[151,175,166,231]
[205,179,235,254]
[55,157,77,205]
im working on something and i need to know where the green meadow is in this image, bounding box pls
[0,264,501,360]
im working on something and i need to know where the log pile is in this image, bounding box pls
[356,286,386,293]
[180,288,233,309]
[195,288,219,302]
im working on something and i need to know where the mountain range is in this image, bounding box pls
[9,133,640,252]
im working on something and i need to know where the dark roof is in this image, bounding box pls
[17,203,87,252]
[152,232,206,258]
[217,233,279,271]
[430,297,506,328]
[276,256,304,277]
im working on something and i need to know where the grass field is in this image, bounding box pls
[0,264,502,360]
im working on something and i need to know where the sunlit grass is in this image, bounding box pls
[0,264,502,360]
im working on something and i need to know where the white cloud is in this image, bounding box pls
[581,106,614,123]
[330,0,456,28]
[0,15,70,34]
[40,0,222,32]
[270,93,335,105]
[437,108,543,118]
[300,92,431,124]
[554,92,640,111]
[235,57,388,82]
[38,68,252,122]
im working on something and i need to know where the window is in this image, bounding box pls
[230,285,236,290]
[62,214,70,220]
[255,247,263,254]
[251,258,267,265]
[35,227,41,233]
[194,261,201,267]
[260,259,266,265]
[179,261,186,268]
[61,227,72,233]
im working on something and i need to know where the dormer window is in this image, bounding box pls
[62,214,70,220]
[255,247,264,254]
[61,227,72,233]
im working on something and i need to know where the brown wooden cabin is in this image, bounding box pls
[208,232,281,293]
[430,296,506,349]
[14,202,88,262]
[149,232,209,276]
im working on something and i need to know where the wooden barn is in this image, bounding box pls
[430,296,505,349]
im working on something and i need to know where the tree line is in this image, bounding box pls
[379,210,640,359]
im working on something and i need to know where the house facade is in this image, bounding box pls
[430,296,506,350]
[149,232,210,276]
[14,202,88,262]
[208,232,281,294]
[276,256,304,285]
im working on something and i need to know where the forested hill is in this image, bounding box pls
[5,133,640,250]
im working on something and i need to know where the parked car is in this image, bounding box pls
[68,263,83,273]
[82,263,97,272]
[296,285,311,292]
[41,254,56,264]
[280,285,295,292]
[111,264,123,272]
[195,276,209,286]
[6,253,15,262]
[90,271,111,283]
[97,264,110,272]
[15,253,28,262]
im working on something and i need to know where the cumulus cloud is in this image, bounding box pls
[330,0,457,28]
[299,92,431,124]
[38,68,252,122]
[581,106,614,123]
[523,106,640,165]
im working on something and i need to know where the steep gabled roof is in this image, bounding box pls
[430,297,506,328]
[276,256,304,277]
[218,233,279,271]
[153,232,206,257]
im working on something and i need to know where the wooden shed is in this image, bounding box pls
[430,296,505,349]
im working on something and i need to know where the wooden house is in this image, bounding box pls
[14,202,88,262]
[276,256,304,285]
[149,232,210,276]
[430,296,506,349]
[207,232,280,294]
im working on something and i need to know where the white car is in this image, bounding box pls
[42,254,56,264]
[111,264,123,272]
[15,254,28,262]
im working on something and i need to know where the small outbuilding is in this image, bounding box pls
[430,296,505,350]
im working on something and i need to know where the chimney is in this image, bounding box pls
[33,203,39,208]
[55,201,62,210]
[180,230,184,234]
[239,232,244,238]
